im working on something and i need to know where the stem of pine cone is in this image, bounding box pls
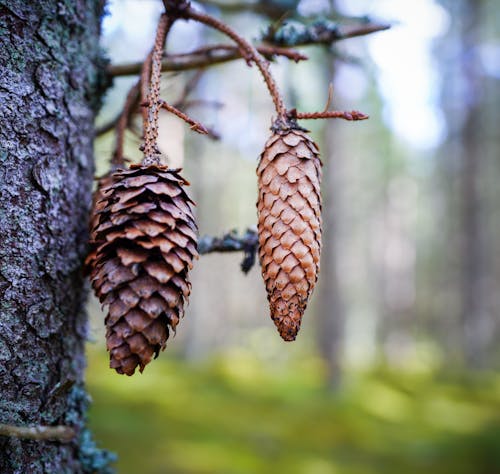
[142,14,173,166]
[184,6,287,121]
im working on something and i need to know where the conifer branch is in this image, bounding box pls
[198,228,259,274]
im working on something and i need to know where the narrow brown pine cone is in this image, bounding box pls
[257,128,322,341]
[88,164,198,375]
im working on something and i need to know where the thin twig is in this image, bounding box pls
[171,43,307,62]
[108,45,306,78]
[288,108,369,121]
[183,5,287,120]
[158,99,209,135]
[337,23,390,41]
[0,423,76,443]
[142,14,173,166]
[198,228,259,274]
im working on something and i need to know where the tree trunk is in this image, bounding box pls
[315,58,344,388]
[0,1,112,472]
[436,0,488,366]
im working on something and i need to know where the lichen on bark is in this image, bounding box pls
[0,0,112,472]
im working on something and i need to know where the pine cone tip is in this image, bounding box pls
[270,298,303,341]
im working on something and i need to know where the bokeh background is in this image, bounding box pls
[88,0,500,472]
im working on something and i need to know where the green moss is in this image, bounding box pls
[87,350,500,474]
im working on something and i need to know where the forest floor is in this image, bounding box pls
[87,347,500,474]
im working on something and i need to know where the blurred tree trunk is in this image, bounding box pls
[0,1,110,471]
[458,0,487,367]
[315,58,345,387]
[437,0,490,366]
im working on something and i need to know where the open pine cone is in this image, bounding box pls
[87,164,198,375]
[257,128,322,341]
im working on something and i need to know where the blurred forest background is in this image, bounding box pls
[88,0,500,472]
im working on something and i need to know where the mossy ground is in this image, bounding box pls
[87,348,500,474]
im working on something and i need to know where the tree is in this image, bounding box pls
[0,0,116,472]
[0,0,386,470]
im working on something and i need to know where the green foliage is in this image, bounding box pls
[87,348,500,474]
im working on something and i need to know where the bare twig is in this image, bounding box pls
[172,43,307,62]
[108,44,306,78]
[0,423,76,443]
[336,23,391,41]
[198,228,259,274]
[288,108,369,121]
[142,14,173,166]
[178,5,288,120]
[158,99,209,135]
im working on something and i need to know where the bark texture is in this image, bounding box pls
[0,1,111,472]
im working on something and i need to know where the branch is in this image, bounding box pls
[263,18,390,47]
[112,79,140,165]
[0,423,76,443]
[108,44,307,78]
[159,99,209,135]
[184,4,287,120]
[198,228,259,274]
[288,108,369,121]
[142,14,173,165]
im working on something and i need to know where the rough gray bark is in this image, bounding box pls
[0,1,112,472]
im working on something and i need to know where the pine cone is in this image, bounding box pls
[257,128,322,341]
[88,164,198,375]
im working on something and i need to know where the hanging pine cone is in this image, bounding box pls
[88,164,198,375]
[257,127,322,341]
